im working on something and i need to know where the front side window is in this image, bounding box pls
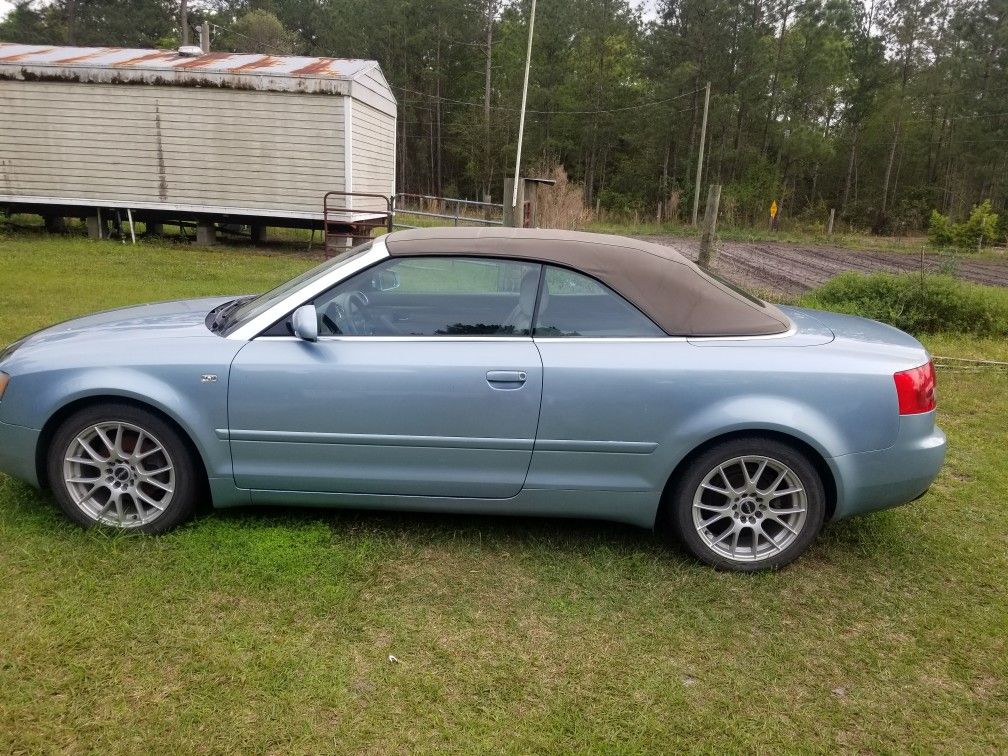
[310,256,542,337]
[224,242,374,334]
[533,266,665,338]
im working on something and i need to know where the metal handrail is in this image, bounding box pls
[323,191,394,226]
[323,191,394,255]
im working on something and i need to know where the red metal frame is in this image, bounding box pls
[323,191,394,256]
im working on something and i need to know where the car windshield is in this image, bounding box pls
[220,241,374,333]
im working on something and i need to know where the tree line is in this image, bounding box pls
[2,0,1007,233]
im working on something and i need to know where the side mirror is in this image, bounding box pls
[373,269,400,292]
[292,305,318,342]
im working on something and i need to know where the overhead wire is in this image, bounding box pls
[392,84,707,115]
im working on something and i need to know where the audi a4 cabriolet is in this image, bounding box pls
[0,228,945,570]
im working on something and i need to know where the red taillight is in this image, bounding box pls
[894,361,936,414]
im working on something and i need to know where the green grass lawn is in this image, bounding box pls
[1,230,1006,753]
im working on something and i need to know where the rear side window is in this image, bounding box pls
[533,266,665,338]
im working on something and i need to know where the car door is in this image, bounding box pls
[527,265,689,495]
[228,256,544,499]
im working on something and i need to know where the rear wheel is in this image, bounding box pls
[47,403,198,533]
[668,437,826,571]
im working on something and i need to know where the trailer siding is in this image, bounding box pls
[352,67,397,117]
[0,80,346,215]
[351,100,396,199]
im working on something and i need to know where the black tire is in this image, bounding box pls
[47,402,199,533]
[666,437,826,571]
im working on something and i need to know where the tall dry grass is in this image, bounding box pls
[532,163,594,229]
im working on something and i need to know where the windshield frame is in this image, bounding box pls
[223,239,388,340]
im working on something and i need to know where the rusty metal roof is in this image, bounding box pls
[0,43,388,97]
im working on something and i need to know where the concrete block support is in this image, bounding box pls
[196,221,217,246]
[85,214,102,240]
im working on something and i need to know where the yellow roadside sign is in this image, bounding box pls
[770,200,778,219]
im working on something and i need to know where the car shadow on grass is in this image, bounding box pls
[1,474,918,571]
[211,502,663,553]
[204,499,917,572]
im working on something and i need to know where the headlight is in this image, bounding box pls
[0,372,9,401]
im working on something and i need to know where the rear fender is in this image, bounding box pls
[662,394,865,466]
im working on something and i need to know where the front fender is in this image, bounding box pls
[4,364,232,482]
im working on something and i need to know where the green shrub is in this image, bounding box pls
[927,200,1000,250]
[957,199,999,249]
[800,272,1008,337]
[927,209,955,246]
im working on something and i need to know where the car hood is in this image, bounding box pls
[13,296,237,350]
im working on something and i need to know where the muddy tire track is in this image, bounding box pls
[641,236,1008,297]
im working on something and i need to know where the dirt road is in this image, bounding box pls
[641,235,1008,297]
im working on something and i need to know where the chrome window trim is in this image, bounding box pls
[253,335,535,343]
[687,321,797,341]
[533,337,688,343]
[226,238,391,341]
[252,332,795,344]
[532,321,796,343]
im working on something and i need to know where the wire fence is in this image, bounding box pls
[392,193,504,229]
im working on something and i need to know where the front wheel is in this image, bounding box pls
[668,437,826,571]
[47,403,198,533]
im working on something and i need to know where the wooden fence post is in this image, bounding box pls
[697,184,722,267]
[827,207,836,235]
[503,177,524,227]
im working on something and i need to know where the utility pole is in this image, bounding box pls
[196,22,210,53]
[691,80,711,226]
[511,0,537,213]
[484,0,494,143]
[180,0,189,47]
[483,0,495,203]
[697,184,722,267]
[65,0,77,45]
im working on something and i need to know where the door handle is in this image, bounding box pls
[486,370,527,385]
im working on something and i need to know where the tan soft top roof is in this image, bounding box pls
[384,227,790,337]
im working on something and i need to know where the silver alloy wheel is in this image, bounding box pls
[62,421,175,528]
[692,455,808,563]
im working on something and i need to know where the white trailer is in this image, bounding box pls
[0,43,396,241]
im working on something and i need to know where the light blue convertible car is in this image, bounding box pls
[0,228,945,570]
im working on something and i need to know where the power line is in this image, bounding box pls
[392,84,706,115]
[189,21,1008,132]
[902,108,1008,125]
[209,17,704,122]
[203,19,711,120]
[398,94,702,124]
[944,109,1008,123]
[207,21,291,57]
